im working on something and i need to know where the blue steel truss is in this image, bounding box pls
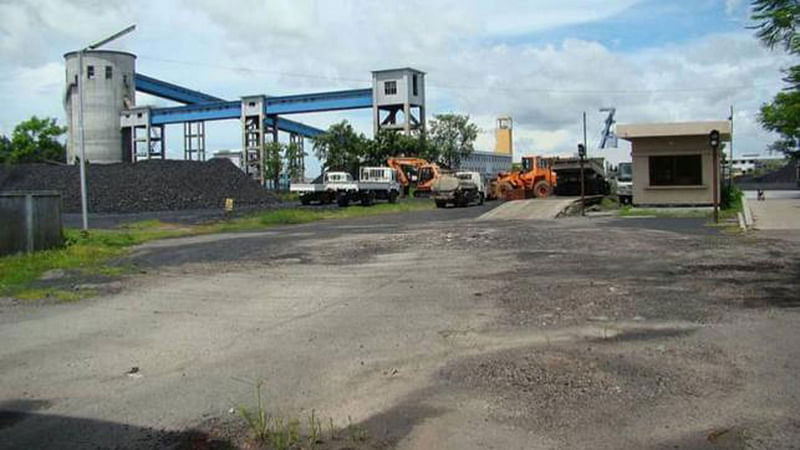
[133,74,333,138]
[148,89,374,129]
[135,74,223,104]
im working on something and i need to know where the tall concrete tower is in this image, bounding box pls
[496,116,512,155]
[64,50,136,164]
[372,68,425,136]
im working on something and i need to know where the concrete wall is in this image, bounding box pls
[631,136,717,206]
[0,192,63,256]
[64,50,136,164]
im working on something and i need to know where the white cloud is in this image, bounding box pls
[0,0,791,169]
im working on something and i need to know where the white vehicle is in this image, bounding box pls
[432,171,486,208]
[291,167,401,207]
[616,162,633,205]
[357,167,401,206]
[291,171,358,206]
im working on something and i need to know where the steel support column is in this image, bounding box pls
[183,121,206,161]
[288,133,305,183]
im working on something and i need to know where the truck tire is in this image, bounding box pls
[533,180,552,198]
[478,192,485,205]
[435,200,447,208]
[337,193,350,207]
[388,191,398,203]
[300,196,311,206]
[360,192,375,206]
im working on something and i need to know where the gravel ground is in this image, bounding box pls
[1,211,799,449]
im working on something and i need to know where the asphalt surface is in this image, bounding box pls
[2,204,799,449]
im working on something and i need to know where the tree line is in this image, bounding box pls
[310,113,479,176]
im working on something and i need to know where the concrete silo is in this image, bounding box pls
[64,50,136,164]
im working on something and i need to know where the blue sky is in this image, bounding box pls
[0,0,791,175]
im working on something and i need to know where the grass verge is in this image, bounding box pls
[0,200,433,301]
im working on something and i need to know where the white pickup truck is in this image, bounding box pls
[291,167,401,207]
[291,172,358,206]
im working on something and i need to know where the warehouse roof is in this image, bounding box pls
[617,121,731,140]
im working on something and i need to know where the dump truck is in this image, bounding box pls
[432,171,485,208]
[551,157,610,197]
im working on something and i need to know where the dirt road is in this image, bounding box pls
[1,206,799,449]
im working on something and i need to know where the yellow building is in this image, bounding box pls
[496,117,512,155]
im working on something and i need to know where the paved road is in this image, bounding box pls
[747,196,800,230]
[2,210,799,449]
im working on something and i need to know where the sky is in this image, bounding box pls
[0,0,793,175]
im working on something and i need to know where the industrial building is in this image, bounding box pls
[458,117,513,178]
[617,121,731,206]
[64,49,426,185]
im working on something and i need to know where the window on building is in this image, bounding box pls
[87,65,95,79]
[412,74,418,96]
[384,80,397,96]
[105,66,112,79]
[649,154,702,186]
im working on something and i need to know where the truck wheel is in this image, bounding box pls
[478,193,485,205]
[533,181,552,198]
[300,196,311,206]
[337,193,350,207]
[388,191,398,203]
[435,200,447,208]
[361,193,375,206]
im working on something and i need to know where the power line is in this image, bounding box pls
[137,54,773,96]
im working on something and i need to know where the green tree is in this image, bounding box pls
[752,0,800,158]
[363,129,421,165]
[0,134,10,164]
[428,113,479,168]
[1,116,66,164]
[263,141,284,190]
[284,140,306,182]
[312,120,365,175]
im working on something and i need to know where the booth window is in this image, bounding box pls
[649,154,702,186]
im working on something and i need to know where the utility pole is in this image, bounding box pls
[76,24,136,231]
[579,112,588,216]
[729,105,734,187]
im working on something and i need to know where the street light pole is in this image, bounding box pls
[75,24,136,231]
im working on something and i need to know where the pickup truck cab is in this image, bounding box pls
[291,171,358,206]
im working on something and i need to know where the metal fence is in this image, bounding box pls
[0,191,63,256]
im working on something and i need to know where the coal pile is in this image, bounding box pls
[0,159,278,213]
[736,160,798,184]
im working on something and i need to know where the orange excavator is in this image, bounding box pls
[387,157,442,197]
[494,155,557,200]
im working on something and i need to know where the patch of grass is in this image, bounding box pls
[0,201,433,301]
[619,205,711,218]
[14,288,87,303]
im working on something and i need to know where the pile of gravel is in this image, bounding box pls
[0,159,278,213]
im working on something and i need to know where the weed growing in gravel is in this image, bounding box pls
[235,380,379,448]
[237,380,271,443]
